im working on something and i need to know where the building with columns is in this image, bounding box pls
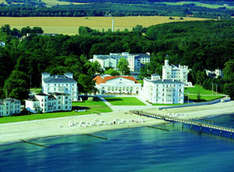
[94,75,141,95]
[42,73,78,101]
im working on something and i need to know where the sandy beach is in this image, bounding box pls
[0,101,234,145]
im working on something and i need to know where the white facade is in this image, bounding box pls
[94,75,141,95]
[42,73,78,101]
[162,60,192,87]
[0,98,21,117]
[141,76,184,104]
[25,93,72,113]
[92,52,150,72]
[205,69,223,78]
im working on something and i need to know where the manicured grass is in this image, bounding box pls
[72,98,112,113]
[105,97,145,106]
[185,85,225,102]
[0,16,208,35]
[30,88,42,94]
[0,98,112,124]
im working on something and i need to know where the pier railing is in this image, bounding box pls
[130,110,234,138]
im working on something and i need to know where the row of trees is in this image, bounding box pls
[0,19,233,100]
[0,2,233,18]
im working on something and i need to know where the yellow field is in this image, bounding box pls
[0,16,209,35]
[0,0,6,4]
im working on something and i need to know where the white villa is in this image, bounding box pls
[141,74,184,104]
[94,75,141,95]
[162,60,192,87]
[0,98,21,117]
[91,52,150,72]
[205,69,223,78]
[25,93,72,113]
[42,73,78,101]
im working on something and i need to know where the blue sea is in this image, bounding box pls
[0,114,234,172]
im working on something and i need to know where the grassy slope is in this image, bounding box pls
[0,16,208,35]
[185,85,225,101]
[105,97,145,105]
[0,99,112,124]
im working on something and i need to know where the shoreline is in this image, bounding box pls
[0,101,233,146]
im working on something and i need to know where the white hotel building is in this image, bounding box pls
[162,60,192,87]
[92,52,150,72]
[141,75,184,104]
[94,75,141,95]
[0,98,21,117]
[42,73,78,101]
[25,93,72,113]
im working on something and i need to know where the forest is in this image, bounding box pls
[0,19,233,100]
[0,0,233,18]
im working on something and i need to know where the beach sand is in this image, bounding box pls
[0,101,233,145]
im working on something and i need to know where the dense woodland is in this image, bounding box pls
[0,0,233,18]
[0,19,233,100]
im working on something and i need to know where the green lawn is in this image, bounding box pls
[185,85,225,102]
[30,88,42,94]
[0,98,112,124]
[104,97,145,106]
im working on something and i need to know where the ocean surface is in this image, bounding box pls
[0,114,234,172]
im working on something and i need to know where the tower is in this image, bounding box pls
[112,18,114,32]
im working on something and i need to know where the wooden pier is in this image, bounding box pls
[131,110,234,139]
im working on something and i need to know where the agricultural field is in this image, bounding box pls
[42,0,88,7]
[0,0,6,4]
[0,16,209,35]
[161,1,234,9]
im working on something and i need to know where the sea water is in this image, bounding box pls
[0,114,234,172]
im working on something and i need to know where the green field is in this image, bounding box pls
[105,97,145,106]
[162,1,234,9]
[185,85,225,102]
[0,98,112,124]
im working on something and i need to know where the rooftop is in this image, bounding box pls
[94,75,138,85]
[43,75,76,83]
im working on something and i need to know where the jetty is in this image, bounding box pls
[131,110,234,139]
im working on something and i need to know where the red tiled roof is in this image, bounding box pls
[94,75,138,85]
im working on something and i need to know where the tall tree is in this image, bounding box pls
[117,57,130,75]
[223,60,234,82]
[3,70,29,100]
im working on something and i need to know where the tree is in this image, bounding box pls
[3,70,29,100]
[196,71,206,85]
[223,60,234,82]
[132,25,144,35]
[104,68,120,76]
[117,57,130,75]
[224,83,234,100]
